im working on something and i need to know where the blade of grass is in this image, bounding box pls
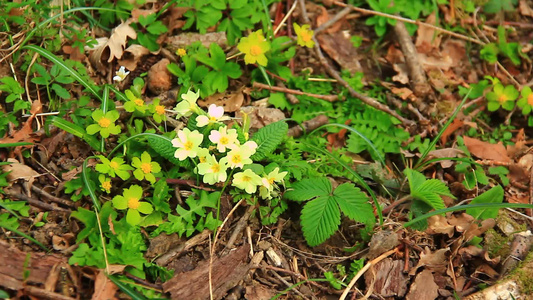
[403,202,533,228]
[414,89,471,170]
[106,274,148,300]
[0,142,33,148]
[0,223,49,251]
[22,45,102,101]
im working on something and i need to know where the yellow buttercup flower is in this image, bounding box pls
[177,48,187,57]
[294,23,315,48]
[237,30,271,66]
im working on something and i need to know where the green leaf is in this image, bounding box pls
[301,195,340,247]
[284,177,332,202]
[466,185,504,219]
[251,121,288,161]
[145,134,182,165]
[333,183,374,225]
[405,169,454,210]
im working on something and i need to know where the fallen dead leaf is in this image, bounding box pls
[409,247,448,275]
[89,21,137,71]
[462,136,511,162]
[440,119,464,145]
[519,0,533,17]
[415,13,441,54]
[91,271,118,300]
[118,44,150,71]
[427,215,455,238]
[236,106,286,130]
[392,63,409,84]
[316,5,343,33]
[2,158,40,182]
[147,58,173,94]
[406,269,439,300]
[390,87,414,100]
[317,31,363,75]
[199,88,245,112]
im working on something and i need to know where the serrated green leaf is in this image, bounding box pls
[405,169,453,211]
[251,121,288,161]
[145,134,182,165]
[333,183,375,225]
[466,185,504,219]
[284,177,331,202]
[301,196,340,247]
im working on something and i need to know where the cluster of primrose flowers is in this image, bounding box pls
[237,23,314,67]
[95,151,161,225]
[172,89,287,199]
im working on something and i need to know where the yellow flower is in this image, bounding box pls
[177,48,187,57]
[294,23,315,48]
[237,30,271,66]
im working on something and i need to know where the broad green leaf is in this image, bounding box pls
[284,178,331,202]
[301,196,340,247]
[251,120,288,161]
[466,185,504,219]
[333,183,375,225]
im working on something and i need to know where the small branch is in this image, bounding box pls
[5,190,70,212]
[31,185,77,208]
[298,0,414,127]
[339,248,397,300]
[253,82,338,102]
[314,7,351,34]
[288,115,329,137]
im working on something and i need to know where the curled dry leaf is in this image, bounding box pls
[409,247,448,275]
[405,269,439,300]
[427,215,455,238]
[89,21,137,73]
[236,106,286,130]
[118,44,150,72]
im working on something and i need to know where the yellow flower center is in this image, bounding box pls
[209,116,217,121]
[242,175,251,182]
[231,154,242,164]
[210,163,220,173]
[141,162,152,174]
[102,181,111,191]
[300,31,312,42]
[110,161,119,170]
[128,197,140,210]
[498,94,508,103]
[268,178,275,184]
[250,45,262,56]
[220,137,229,145]
[199,156,207,163]
[528,94,533,106]
[184,141,194,151]
[155,105,165,115]
[134,99,144,106]
[98,117,111,128]
[177,48,187,57]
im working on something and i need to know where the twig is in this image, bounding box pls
[223,205,254,254]
[297,0,415,127]
[330,0,483,45]
[273,0,298,36]
[339,248,397,300]
[270,269,310,300]
[314,7,351,34]
[277,81,299,104]
[209,199,245,300]
[288,115,329,137]
[155,229,211,266]
[253,82,338,102]
[393,21,431,99]
[31,185,77,208]
[24,286,76,300]
[4,190,70,212]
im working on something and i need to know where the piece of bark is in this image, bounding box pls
[0,240,67,290]
[500,231,533,277]
[393,22,432,100]
[364,258,408,298]
[162,244,251,300]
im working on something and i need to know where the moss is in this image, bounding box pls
[484,229,511,258]
[513,251,533,295]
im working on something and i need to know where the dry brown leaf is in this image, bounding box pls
[415,13,441,54]
[130,9,156,22]
[427,148,465,168]
[406,269,439,300]
[519,0,533,16]
[2,158,40,182]
[390,87,414,100]
[409,247,448,275]
[440,119,463,145]
[236,106,286,130]
[89,21,137,69]
[199,88,245,112]
[118,44,150,71]
[392,63,409,84]
[147,58,173,94]
[462,136,511,162]
[427,215,455,237]
[315,6,343,33]
[316,32,363,75]
[92,271,118,300]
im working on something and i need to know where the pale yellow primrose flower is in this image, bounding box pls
[196,104,230,127]
[113,66,130,82]
[259,168,288,199]
[171,128,204,160]
[232,169,262,193]
[209,127,239,153]
[174,89,200,118]
[197,148,211,163]
[197,155,229,185]
[225,141,258,169]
